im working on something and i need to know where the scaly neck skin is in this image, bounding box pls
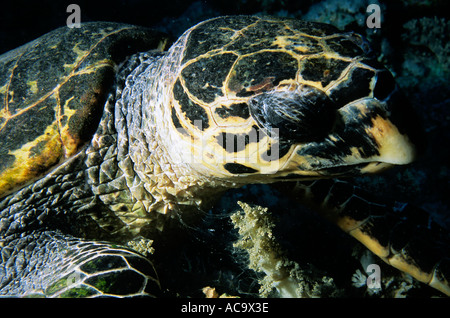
[110,51,233,218]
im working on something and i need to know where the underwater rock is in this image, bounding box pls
[403,17,449,72]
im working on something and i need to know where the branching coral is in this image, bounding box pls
[231,201,341,298]
[126,237,155,256]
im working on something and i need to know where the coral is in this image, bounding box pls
[385,275,417,298]
[351,269,367,288]
[126,237,155,256]
[202,286,238,298]
[350,247,424,297]
[231,201,341,298]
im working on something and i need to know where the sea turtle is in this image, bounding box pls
[0,15,448,297]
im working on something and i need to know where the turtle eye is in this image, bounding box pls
[248,85,336,143]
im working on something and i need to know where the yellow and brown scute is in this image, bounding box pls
[0,22,166,197]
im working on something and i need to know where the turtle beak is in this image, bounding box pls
[363,111,416,165]
[281,97,418,177]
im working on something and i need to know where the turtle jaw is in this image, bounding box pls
[273,97,417,179]
[363,114,416,165]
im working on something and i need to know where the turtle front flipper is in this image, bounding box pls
[280,179,450,296]
[0,230,160,297]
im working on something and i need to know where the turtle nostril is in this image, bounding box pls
[249,84,336,143]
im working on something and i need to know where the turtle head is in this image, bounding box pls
[246,82,417,179]
[165,16,418,185]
